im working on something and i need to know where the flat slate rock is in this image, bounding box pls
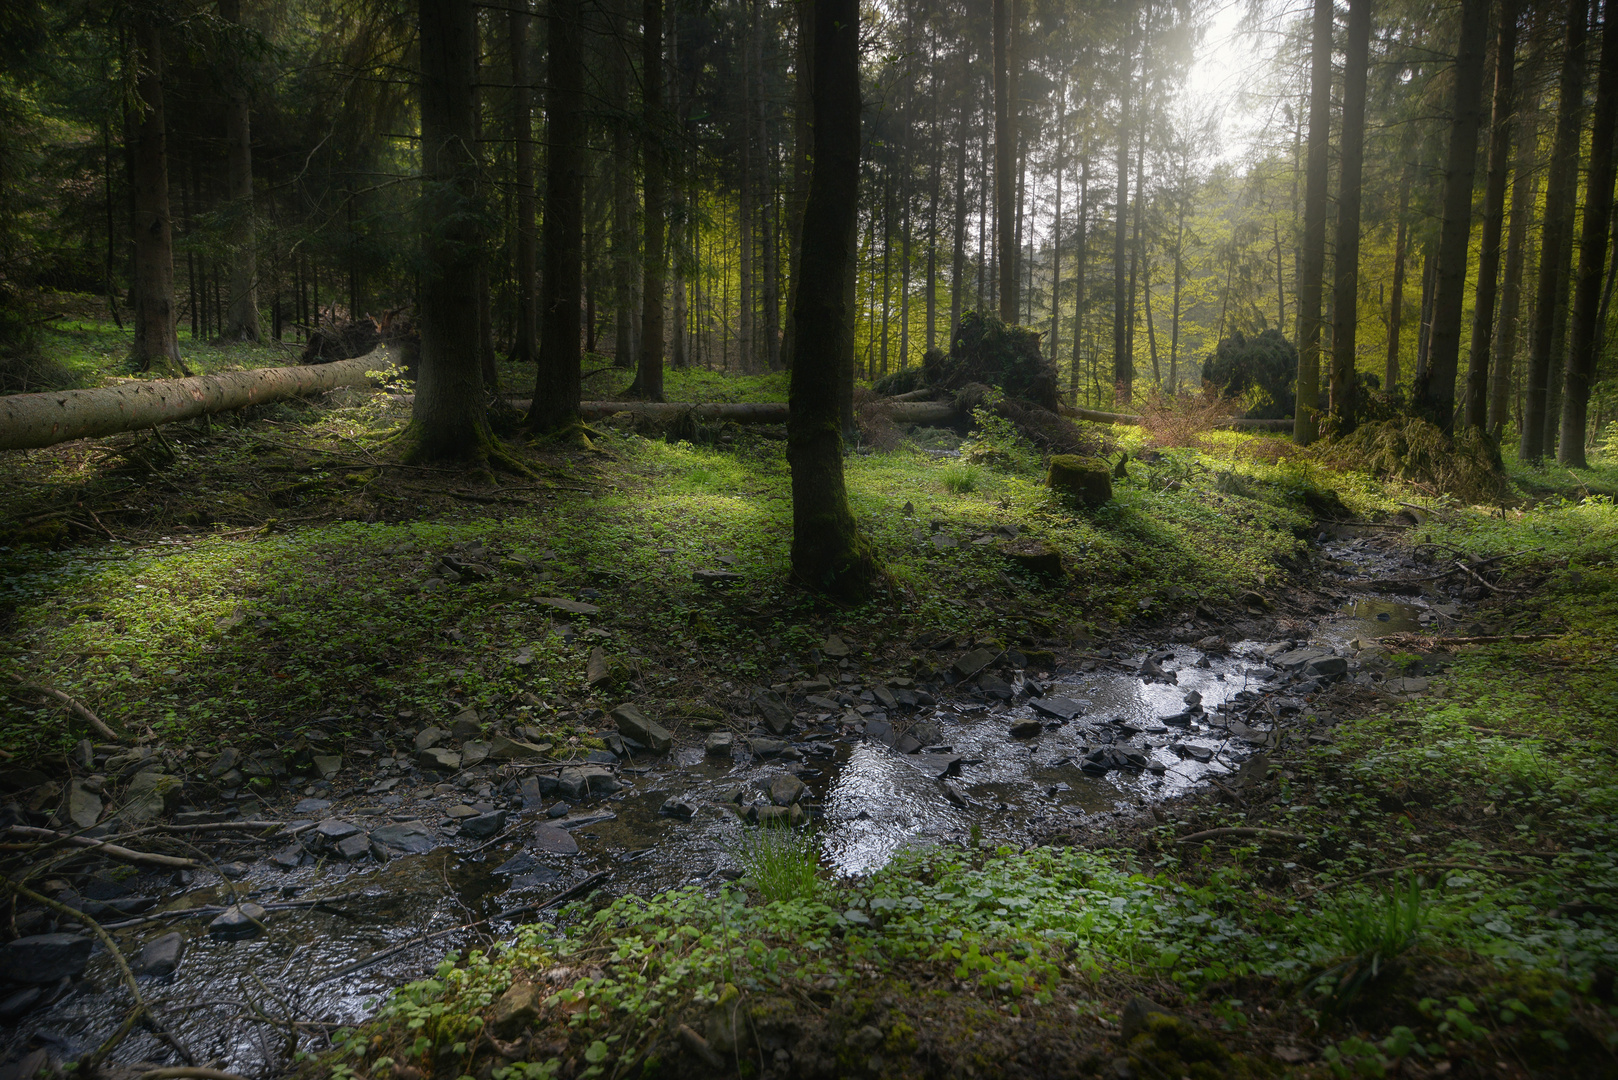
[208,903,267,941]
[0,934,93,985]
[293,798,332,815]
[459,811,508,839]
[1008,719,1043,739]
[1031,696,1085,720]
[532,825,580,855]
[952,648,998,680]
[136,933,184,977]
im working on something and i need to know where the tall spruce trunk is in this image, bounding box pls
[1127,102,1144,392]
[788,0,875,598]
[1072,151,1088,397]
[756,5,780,370]
[528,0,586,434]
[1113,17,1134,404]
[1559,0,1617,464]
[1049,75,1065,368]
[781,0,813,370]
[925,49,942,354]
[1386,172,1409,392]
[1169,196,1184,394]
[412,0,493,461]
[219,0,259,342]
[130,12,188,376]
[993,0,1018,322]
[949,71,969,346]
[1466,0,1521,428]
[1418,0,1492,434]
[1491,106,1537,434]
[1330,0,1372,431]
[610,0,636,368]
[880,169,892,375]
[738,1,756,370]
[1295,0,1332,444]
[509,0,538,366]
[633,0,667,400]
[1523,0,1586,460]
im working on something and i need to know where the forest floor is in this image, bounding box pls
[1,318,1617,1080]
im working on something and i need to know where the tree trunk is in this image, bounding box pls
[219,0,259,343]
[0,352,384,452]
[1169,197,1184,394]
[1113,15,1134,404]
[781,0,813,370]
[1523,0,1586,460]
[411,0,494,462]
[925,47,942,354]
[1294,0,1331,444]
[1071,150,1088,397]
[1386,165,1411,392]
[1491,103,1537,434]
[632,0,667,401]
[1465,0,1520,429]
[993,0,1018,323]
[880,168,892,375]
[1127,100,1144,393]
[1559,0,1617,465]
[129,12,188,376]
[756,2,780,371]
[1330,0,1372,432]
[738,2,756,371]
[788,0,875,599]
[610,0,636,369]
[900,164,912,369]
[949,69,969,347]
[528,0,586,435]
[1418,0,1492,433]
[509,0,538,366]
[1049,75,1065,369]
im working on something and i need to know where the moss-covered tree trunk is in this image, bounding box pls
[629,0,666,402]
[787,0,878,600]
[1329,0,1370,433]
[1294,0,1330,445]
[408,0,496,463]
[1465,0,1521,430]
[509,0,537,367]
[528,0,586,436]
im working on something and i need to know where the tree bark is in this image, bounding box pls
[1559,0,1617,465]
[1072,149,1088,398]
[632,0,667,401]
[1465,0,1520,429]
[756,2,780,371]
[411,0,494,462]
[1490,104,1537,434]
[129,12,188,376]
[1113,14,1134,404]
[1523,0,1586,460]
[528,0,586,435]
[610,0,636,369]
[1049,74,1065,369]
[1330,0,1372,432]
[993,0,1018,323]
[789,0,874,597]
[925,44,942,355]
[1417,0,1493,434]
[219,0,259,343]
[738,1,756,370]
[509,0,538,366]
[1385,177,1408,393]
[1295,0,1331,443]
[781,0,813,370]
[949,64,969,347]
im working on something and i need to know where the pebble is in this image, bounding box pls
[208,903,267,941]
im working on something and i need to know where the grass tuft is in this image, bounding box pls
[729,822,822,904]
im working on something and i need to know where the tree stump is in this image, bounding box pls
[1045,454,1113,507]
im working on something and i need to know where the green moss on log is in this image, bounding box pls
[1045,454,1113,507]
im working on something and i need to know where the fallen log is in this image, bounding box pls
[0,348,387,452]
[565,399,960,425]
[1057,404,1295,431]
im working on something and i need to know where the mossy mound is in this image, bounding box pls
[1324,416,1506,503]
[923,311,1058,409]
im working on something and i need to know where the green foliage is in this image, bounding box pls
[939,463,980,494]
[1325,416,1506,503]
[1200,330,1297,419]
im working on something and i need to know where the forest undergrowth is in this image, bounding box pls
[2,331,1617,1078]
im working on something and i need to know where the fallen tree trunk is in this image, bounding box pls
[1057,404,1295,431]
[569,399,959,425]
[0,348,386,452]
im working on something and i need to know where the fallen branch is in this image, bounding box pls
[8,673,123,741]
[7,824,199,869]
[0,878,194,1069]
[139,1069,249,1080]
[98,889,372,931]
[1176,827,1307,845]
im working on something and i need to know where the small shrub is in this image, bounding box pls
[1135,389,1241,448]
[1323,416,1506,502]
